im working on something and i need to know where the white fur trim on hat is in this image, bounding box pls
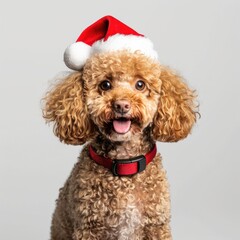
[64,42,91,70]
[92,34,158,60]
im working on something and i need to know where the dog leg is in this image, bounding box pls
[50,205,73,240]
[143,223,172,240]
[73,227,117,240]
[51,217,72,240]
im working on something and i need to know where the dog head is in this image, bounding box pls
[43,50,197,145]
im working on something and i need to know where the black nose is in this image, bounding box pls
[113,100,131,114]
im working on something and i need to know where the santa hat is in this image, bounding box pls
[64,15,158,70]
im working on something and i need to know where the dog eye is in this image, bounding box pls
[135,80,146,91]
[100,80,112,91]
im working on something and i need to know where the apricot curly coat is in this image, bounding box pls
[43,50,197,239]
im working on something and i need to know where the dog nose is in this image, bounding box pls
[113,100,131,114]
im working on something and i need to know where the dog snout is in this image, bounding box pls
[113,100,131,114]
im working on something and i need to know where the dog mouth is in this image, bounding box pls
[112,117,132,134]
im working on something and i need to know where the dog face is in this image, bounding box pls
[43,50,197,145]
[83,51,161,142]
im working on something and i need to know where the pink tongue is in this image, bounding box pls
[113,120,131,134]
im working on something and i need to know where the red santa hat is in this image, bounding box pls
[64,15,158,70]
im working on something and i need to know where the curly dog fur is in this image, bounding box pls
[43,50,197,239]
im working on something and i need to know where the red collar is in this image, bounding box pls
[89,144,157,176]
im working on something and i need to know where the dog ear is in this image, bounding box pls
[152,66,198,142]
[43,71,95,145]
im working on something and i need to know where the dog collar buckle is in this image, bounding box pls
[112,155,146,176]
[89,144,157,177]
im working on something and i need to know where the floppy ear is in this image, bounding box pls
[42,71,95,145]
[152,66,198,142]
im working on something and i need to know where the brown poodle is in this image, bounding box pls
[43,50,197,239]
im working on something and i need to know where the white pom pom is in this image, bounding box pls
[64,42,91,70]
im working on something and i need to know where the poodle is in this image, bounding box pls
[43,50,197,239]
[43,16,198,240]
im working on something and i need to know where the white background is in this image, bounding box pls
[1,0,239,239]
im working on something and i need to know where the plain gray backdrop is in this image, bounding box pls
[1,0,239,239]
